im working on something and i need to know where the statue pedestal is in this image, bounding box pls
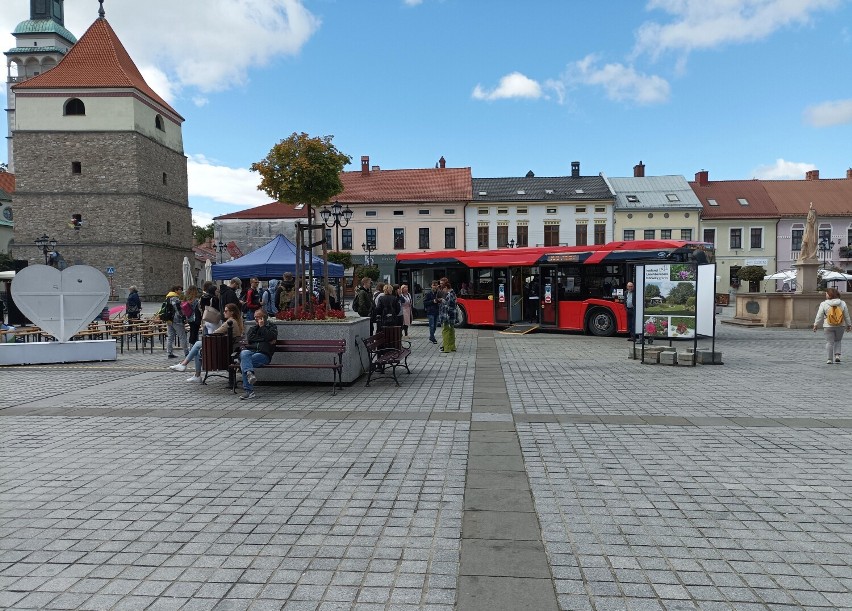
[793,259,820,294]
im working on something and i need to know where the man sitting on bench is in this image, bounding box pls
[239,310,278,400]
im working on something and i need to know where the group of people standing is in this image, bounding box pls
[352,276,458,352]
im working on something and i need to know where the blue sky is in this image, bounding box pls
[3,0,851,227]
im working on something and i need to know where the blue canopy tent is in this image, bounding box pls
[212,234,344,280]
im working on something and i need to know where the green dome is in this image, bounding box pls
[12,19,77,45]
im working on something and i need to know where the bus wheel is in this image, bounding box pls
[454,305,467,328]
[587,308,616,337]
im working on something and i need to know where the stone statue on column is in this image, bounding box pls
[794,202,819,293]
[798,203,818,262]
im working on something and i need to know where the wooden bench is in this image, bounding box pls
[362,326,411,387]
[231,338,347,395]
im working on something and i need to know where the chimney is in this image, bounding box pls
[571,161,580,178]
[847,168,852,179]
[633,161,645,177]
[361,156,369,176]
[805,169,819,181]
[438,156,446,169]
[695,170,709,186]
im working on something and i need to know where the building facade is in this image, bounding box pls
[9,5,192,298]
[470,162,614,250]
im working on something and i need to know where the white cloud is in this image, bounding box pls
[403,0,424,5]
[472,72,544,101]
[570,55,670,105]
[187,154,271,207]
[751,158,816,180]
[0,0,321,106]
[635,0,841,59]
[804,99,852,127]
[191,210,216,227]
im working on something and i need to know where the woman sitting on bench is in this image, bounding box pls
[168,303,244,382]
[239,310,278,400]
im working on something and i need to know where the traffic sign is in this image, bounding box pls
[106,267,115,275]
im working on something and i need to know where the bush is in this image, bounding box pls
[327,251,352,268]
[736,266,767,282]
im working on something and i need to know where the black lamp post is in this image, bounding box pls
[34,234,57,264]
[508,238,515,249]
[361,241,375,266]
[319,200,353,251]
[819,236,835,267]
[215,240,227,263]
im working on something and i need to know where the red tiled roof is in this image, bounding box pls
[337,167,472,203]
[760,178,852,217]
[689,179,779,219]
[13,18,182,120]
[215,202,310,221]
[0,172,15,194]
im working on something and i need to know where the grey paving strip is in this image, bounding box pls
[457,331,559,611]
[5,404,852,430]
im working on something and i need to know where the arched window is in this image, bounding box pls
[64,98,85,116]
[155,114,165,131]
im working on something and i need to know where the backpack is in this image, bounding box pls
[826,304,844,326]
[180,300,194,319]
[158,298,174,321]
[353,289,371,316]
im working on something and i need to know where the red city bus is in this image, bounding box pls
[395,240,714,335]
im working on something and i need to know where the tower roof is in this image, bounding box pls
[12,19,77,45]
[13,17,182,120]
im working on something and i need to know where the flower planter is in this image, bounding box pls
[251,317,370,385]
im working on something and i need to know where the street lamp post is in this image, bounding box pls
[215,240,227,263]
[361,241,375,266]
[508,238,515,249]
[34,234,58,265]
[319,200,353,251]
[819,237,835,268]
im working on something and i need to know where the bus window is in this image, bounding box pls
[560,265,582,300]
[472,268,494,298]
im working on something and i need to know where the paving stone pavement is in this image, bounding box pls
[1,320,851,610]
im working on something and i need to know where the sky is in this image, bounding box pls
[2,0,852,228]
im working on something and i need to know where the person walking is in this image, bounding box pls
[200,281,221,335]
[168,303,245,382]
[399,284,413,337]
[352,277,374,330]
[423,280,440,344]
[162,286,188,359]
[239,310,278,400]
[183,285,201,345]
[813,287,851,364]
[625,281,637,341]
[219,277,242,313]
[376,284,401,331]
[242,278,262,319]
[125,286,142,321]
[438,277,457,353]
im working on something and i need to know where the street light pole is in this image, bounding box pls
[215,240,227,264]
[361,241,375,266]
[34,234,58,264]
[819,237,835,268]
[319,200,353,251]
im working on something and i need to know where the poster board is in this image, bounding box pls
[634,262,715,340]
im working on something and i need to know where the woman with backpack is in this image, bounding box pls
[813,287,852,364]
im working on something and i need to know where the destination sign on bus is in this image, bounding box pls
[545,253,580,263]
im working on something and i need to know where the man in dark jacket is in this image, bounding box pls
[219,277,241,312]
[238,310,278,400]
[423,280,440,344]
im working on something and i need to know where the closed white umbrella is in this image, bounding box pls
[182,256,193,289]
[203,259,213,283]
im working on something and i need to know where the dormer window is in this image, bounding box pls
[626,195,639,203]
[155,115,165,131]
[64,98,85,116]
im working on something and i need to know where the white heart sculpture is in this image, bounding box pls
[11,265,110,342]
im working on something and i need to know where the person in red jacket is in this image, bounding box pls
[242,277,262,319]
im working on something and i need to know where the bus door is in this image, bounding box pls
[510,267,526,322]
[539,266,559,327]
[494,268,510,324]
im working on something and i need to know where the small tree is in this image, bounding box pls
[251,133,351,310]
[358,265,380,281]
[193,223,214,245]
[737,265,767,292]
[327,251,352,269]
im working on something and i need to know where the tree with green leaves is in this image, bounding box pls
[0,162,7,173]
[667,282,696,305]
[251,133,352,310]
[193,223,214,245]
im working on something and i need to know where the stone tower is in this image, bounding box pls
[5,0,77,173]
[10,2,192,298]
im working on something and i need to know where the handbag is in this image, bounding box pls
[202,305,221,324]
